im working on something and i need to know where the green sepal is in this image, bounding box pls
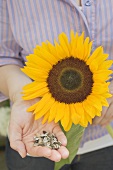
[55,124,85,170]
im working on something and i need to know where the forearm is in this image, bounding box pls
[0,65,32,102]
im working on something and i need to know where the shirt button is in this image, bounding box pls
[85,0,91,6]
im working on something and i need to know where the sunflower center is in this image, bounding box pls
[47,57,93,104]
[60,69,82,90]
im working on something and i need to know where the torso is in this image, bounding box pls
[5,0,113,69]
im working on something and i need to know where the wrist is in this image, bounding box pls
[9,76,32,103]
[0,65,29,104]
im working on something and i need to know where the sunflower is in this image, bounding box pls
[21,31,113,131]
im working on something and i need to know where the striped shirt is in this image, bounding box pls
[0,0,113,151]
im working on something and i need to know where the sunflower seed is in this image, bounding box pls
[34,137,39,141]
[43,137,49,143]
[35,133,41,138]
[33,131,62,150]
[33,143,39,147]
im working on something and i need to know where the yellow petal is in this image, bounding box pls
[35,111,47,120]
[87,46,103,65]
[21,67,48,81]
[61,104,70,130]
[74,102,88,127]
[71,47,78,58]
[76,32,84,60]
[85,113,92,124]
[48,101,58,122]
[102,93,112,98]
[34,93,52,113]
[26,54,52,70]
[79,113,88,127]
[65,120,72,131]
[42,112,50,124]
[38,49,58,65]
[23,82,47,93]
[70,30,75,48]
[23,87,49,100]
[99,60,113,70]
[94,94,109,107]
[35,97,55,120]
[86,95,102,111]
[83,37,90,60]
[27,102,39,112]
[76,44,84,60]
[93,70,113,82]
[86,41,93,60]
[79,122,88,127]
[70,104,81,124]
[54,40,67,60]
[74,102,84,116]
[95,108,101,116]
[89,54,109,72]
[22,81,39,91]
[70,33,79,56]
[92,82,109,94]
[62,33,71,54]
[25,61,51,74]
[46,41,60,60]
[34,48,57,65]
[36,42,49,52]
[83,100,97,118]
[55,103,65,123]
[41,42,49,51]
[58,33,70,57]
[77,32,84,46]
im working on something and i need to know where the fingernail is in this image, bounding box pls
[55,155,61,162]
[56,158,61,162]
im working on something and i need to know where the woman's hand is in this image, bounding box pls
[92,80,113,127]
[8,98,69,162]
[0,65,69,162]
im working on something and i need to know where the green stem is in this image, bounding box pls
[106,124,113,139]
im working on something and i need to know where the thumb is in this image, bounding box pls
[9,122,27,158]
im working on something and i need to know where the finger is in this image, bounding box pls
[9,122,27,158]
[92,105,109,125]
[47,149,61,162]
[100,104,113,126]
[99,114,112,126]
[101,119,113,127]
[52,124,67,146]
[27,144,52,157]
[27,144,61,162]
[57,146,69,159]
[100,118,112,127]
[92,114,104,125]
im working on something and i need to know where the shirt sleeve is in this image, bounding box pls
[0,0,23,102]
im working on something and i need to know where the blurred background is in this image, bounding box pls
[0,100,10,170]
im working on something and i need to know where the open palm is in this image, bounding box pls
[8,99,69,162]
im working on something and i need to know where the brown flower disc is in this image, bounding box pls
[47,57,93,104]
